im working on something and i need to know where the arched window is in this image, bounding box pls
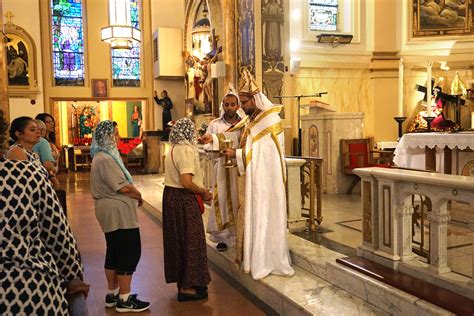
[309,0,338,31]
[111,0,141,87]
[50,0,85,86]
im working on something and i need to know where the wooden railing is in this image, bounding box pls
[354,167,474,299]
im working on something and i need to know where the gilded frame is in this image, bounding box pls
[413,0,473,37]
[4,22,39,98]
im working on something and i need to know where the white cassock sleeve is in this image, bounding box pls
[236,148,245,175]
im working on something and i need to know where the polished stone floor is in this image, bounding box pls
[60,172,268,316]
[299,192,473,279]
[61,170,473,315]
[129,172,473,280]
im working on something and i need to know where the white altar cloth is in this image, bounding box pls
[393,132,474,173]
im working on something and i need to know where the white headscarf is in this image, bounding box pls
[253,91,274,111]
[90,120,133,184]
[220,87,245,119]
[169,117,197,145]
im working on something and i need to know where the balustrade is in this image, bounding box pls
[354,167,474,299]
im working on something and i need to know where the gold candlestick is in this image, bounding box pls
[222,139,235,168]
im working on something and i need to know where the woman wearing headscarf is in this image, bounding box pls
[0,109,89,315]
[90,120,150,313]
[162,117,212,302]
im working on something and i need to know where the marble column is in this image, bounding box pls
[285,158,306,232]
[469,221,474,287]
[427,212,451,274]
[398,204,415,261]
[0,2,9,124]
[221,0,236,89]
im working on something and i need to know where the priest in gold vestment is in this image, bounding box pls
[201,69,294,280]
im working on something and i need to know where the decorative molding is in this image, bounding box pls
[382,185,392,248]
[427,212,451,224]
[398,205,414,215]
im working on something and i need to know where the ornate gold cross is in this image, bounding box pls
[4,11,14,24]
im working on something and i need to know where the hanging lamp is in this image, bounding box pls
[101,0,140,49]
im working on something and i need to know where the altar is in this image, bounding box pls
[393,132,474,175]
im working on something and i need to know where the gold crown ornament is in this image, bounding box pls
[238,67,260,96]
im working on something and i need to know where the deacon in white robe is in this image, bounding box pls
[202,69,294,280]
[204,90,243,250]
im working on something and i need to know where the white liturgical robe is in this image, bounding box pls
[212,105,294,280]
[205,116,241,244]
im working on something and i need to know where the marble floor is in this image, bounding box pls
[298,192,473,279]
[60,172,269,316]
[131,173,473,279]
[61,170,473,314]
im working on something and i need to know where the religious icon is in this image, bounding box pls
[413,0,472,37]
[79,105,98,138]
[92,79,108,98]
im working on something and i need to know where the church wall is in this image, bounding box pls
[151,0,186,128]
[294,68,374,138]
[4,0,44,121]
[37,0,155,129]
[288,0,473,143]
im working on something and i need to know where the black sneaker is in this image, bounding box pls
[216,243,227,252]
[116,294,150,313]
[105,293,119,307]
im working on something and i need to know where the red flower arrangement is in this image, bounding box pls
[117,138,142,155]
[73,137,93,146]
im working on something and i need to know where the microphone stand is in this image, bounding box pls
[275,92,328,156]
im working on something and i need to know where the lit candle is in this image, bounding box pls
[398,58,404,117]
[426,61,433,116]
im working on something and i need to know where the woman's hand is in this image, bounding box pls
[66,279,90,299]
[198,134,212,144]
[201,189,212,202]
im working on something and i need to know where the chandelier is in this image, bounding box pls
[101,0,141,49]
[191,4,211,59]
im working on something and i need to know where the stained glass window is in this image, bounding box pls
[111,0,141,87]
[51,0,85,86]
[309,0,338,31]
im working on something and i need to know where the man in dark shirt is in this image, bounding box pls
[154,90,173,139]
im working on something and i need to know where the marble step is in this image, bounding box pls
[141,201,385,315]
[206,238,386,316]
[137,176,451,315]
[327,261,454,315]
[287,233,453,315]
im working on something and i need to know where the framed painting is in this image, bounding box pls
[4,21,39,98]
[91,79,108,98]
[413,0,473,37]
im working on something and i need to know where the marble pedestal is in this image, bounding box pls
[286,158,307,232]
[301,107,364,194]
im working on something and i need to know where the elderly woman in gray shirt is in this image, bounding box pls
[90,120,150,313]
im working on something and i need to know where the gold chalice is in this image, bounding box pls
[222,139,235,168]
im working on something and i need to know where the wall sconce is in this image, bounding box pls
[316,33,353,47]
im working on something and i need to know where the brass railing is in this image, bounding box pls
[288,156,323,231]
